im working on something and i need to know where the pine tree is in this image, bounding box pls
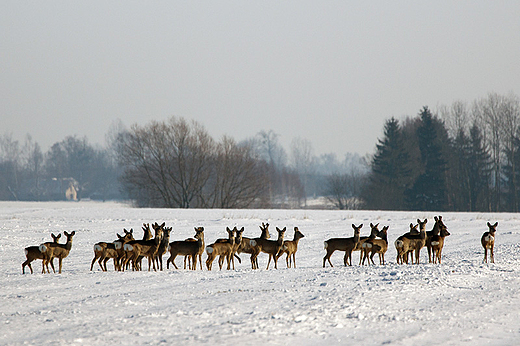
[363,117,413,210]
[466,123,492,211]
[406,107,448,210]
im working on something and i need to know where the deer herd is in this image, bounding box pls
[22,216,499,274]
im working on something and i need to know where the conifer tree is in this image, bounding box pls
[406,107,448,210]
[363,117,413,210]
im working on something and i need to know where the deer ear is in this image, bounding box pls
[487,222,491,227]
[370,223,374,228]
[494,222,498,227]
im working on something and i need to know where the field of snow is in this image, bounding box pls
[1,201,520,345]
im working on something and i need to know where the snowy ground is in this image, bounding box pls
[1,201,520,346]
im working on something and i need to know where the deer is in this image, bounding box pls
[43,231,76,274]
[395,219,428,264]
[250,227,286,270]
[167,227,205,270]
[395,223,418,264]
[323,224,362,267]
[22,233,60,274]
[361,225,389,265]
[154,226,172,271]
[426,216,446,263]
[123,223,164,271]
[205,227,236,270]
[481,222,497,263]
[118,224,153,271]
[90,229,134,271]
[240,222,270,269]
[353,224,380,265]
[431,224,450,264]
[275,227,305,268]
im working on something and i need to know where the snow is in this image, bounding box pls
[1,201,520,345]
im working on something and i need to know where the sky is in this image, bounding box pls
[1,1,520,158]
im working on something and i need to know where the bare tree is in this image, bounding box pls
[439,100,470,139]
[500,93,520,211]
[206,136,268,208]
[290,137,315,206]
[0,133,22,199]
[116,117,215,208]
[325,170,365,210]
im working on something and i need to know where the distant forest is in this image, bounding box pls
[1,92,519,212]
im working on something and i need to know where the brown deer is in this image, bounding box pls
[426,216,446,263]
[119,224,153,271]
[395,219,428,264]
[250,227,286,270]
[323,224,362,267]
[154,226,172,270]
[353,224,380,265]
[275,227,305,268]
[22,233,60,274]
[43,231,76,274]
[431,224,450,264]
[167,227,205,270]
[243,223,271,269]
[206,227,236,270]
[395,223,418,264]
[123,223,164,271]
[361,225,389,265]
[90,229,134,271]
[481,222,497,263]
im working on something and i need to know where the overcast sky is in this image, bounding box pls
[1,1,519,158]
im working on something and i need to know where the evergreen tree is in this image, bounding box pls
[503,129,520,212]
[406,107,448,210]
[363,117,413,210]
[447,128,471,210]
[466,123,492,211]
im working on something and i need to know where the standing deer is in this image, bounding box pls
[167,227,205,270]
[206,227,236,270]
[154,226,172,270]
[244,223,271,269]
[22,233,60,274]
[323,224,362,267]
[90,229,134,271]
[250,227,286,270]
[275,227,305,268]
[426,216,446,263]
[353,224,380,265]
[481,222,497,263]
[361,225,389,265]
[395,219,428,264]
[43,231,76,274]
[123,223,164,271]
[431,224,450,264]
[395,223,418,264]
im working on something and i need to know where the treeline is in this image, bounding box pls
[114,117,366,208]
[363,92,520,212]
[4,91,518,211]
[0,134,121,201]
[0,119,366,208]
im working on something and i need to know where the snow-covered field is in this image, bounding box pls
[1,201,520,346]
